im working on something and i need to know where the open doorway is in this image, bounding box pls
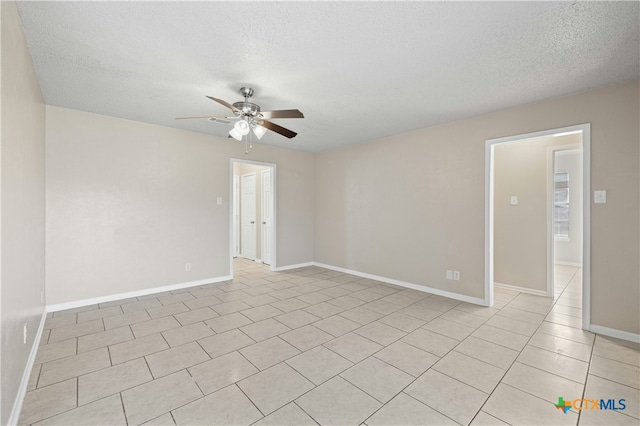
[485,124,591,330]
[230,159,276,273]
[551,146,583,302]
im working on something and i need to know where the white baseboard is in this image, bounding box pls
[494,282,549,297]
[46,275,232,312]
[554,261,583,267]
[590,324,640,344]
[8,310,47,426]
[255,258,262,264]
[272,262,314,272]
[313,262,486,306]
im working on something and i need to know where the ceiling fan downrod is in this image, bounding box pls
[240,87,254,101]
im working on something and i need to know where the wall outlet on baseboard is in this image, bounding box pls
[185,262,191,271]
[446,270,453,280]
[23,323,28,344]
[453,271,460,281]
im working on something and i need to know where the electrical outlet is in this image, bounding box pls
[453,271,460,281]
[446,270,453,280]
[23,323,27,344]
[185,262,191,271]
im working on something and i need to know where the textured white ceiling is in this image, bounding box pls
[15,1,640,152]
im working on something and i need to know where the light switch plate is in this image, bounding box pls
[217,197,223,205]
[594,190,606,204]
[510,196,518,206]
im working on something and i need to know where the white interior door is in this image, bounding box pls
[241,173,256,260]
[261,169,273,265]
[233,175,240,257]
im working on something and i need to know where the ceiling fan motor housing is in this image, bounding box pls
[232,101,261,117]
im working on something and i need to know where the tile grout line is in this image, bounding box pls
[577,332,599,425]
[119,392,130,426]
[235,382,269,418]
[292,400,322,426]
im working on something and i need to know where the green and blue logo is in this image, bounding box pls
[555,397,626,414]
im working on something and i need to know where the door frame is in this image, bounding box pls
[261,168,273,265]
[233,174,240,257]
[229,159,277,275]
[484,123,591,331]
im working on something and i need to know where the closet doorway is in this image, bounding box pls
[230,159,276,270]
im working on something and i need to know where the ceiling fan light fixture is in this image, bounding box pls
[233,119,250,136]
[179,87,304,148]
[229,128,243,140]
[252,123,267,139]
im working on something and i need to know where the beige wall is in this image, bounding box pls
[46,107,314,305]
[233,162,271,261]
[1,1,47,423]
[493,134,580,291]
[315,80,639,335]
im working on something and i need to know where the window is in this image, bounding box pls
[554,171,570,239]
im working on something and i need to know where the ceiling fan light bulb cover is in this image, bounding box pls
[229,128,243,140]
[234,119,250,135]
[252,124,267,139]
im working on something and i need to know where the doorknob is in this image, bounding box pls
[262,221,266,224]
[250,221,255,224]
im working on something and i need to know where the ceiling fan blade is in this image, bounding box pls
[206,96,240,113]
[175,115,234,120]
[260,120,298,139]
[259,109,304,119]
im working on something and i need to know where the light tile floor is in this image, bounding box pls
[19,260,639,425]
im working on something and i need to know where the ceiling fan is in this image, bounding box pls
[176,87,304,142]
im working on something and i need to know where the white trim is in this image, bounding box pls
[590,324,640,344]
[554,261,583,268]
[546,146,554,297]
[229,162,235,279]
[8,311,47,426]
[260,168,273,266]
[494,282,549,297]
[271,262,314,272]
[255,258,262,264]
[484,136,494,307]
[46,275,231,312]
[314,262,487,306]
[232,174,240,258]
[485,123,591,330]
[582,124,591,330]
